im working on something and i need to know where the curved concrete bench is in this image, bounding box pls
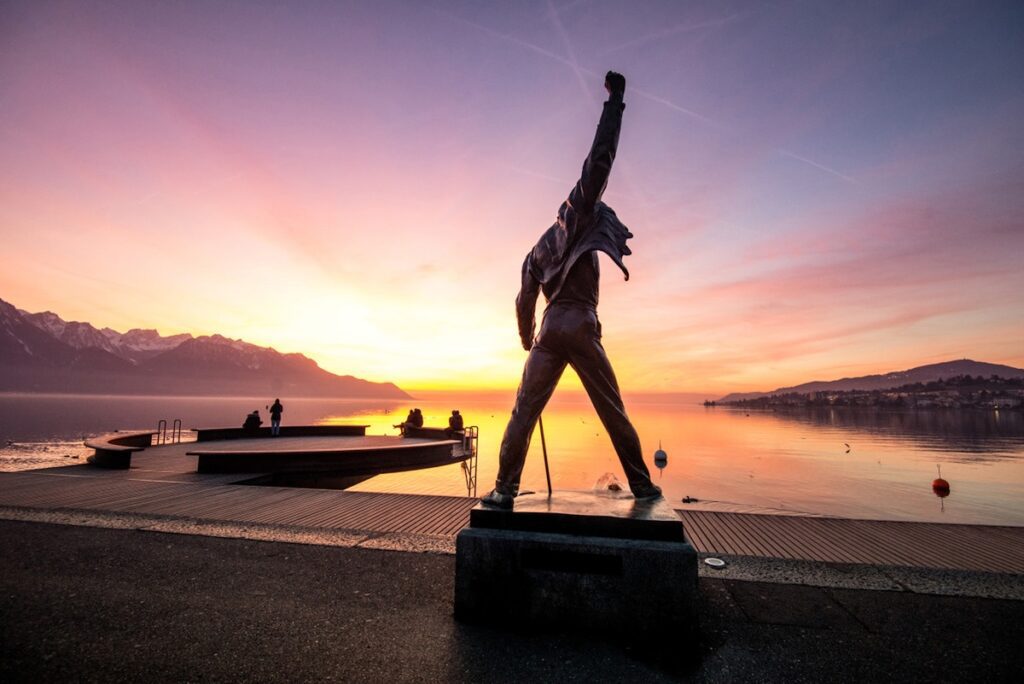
[194,425,369,442]
[85,431,157,469]
[189,436,462,475]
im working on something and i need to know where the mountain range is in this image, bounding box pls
[0,297,409,399]
[718,359,1024,403]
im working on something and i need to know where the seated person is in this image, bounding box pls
[446,409,464,437]
[242,410,262,437]
[394,409,418,434]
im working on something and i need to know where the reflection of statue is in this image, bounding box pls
[482,71,661,509]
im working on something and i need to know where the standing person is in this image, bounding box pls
[269,398,284,437]
[481,71,661,510]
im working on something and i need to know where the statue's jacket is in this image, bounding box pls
[516,92,633,347]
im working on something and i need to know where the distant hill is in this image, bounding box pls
[718,360,1024,403]
[0,297,410,399]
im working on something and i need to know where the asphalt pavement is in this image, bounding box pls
[1,519,1021,683]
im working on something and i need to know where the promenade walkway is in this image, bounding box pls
[2,519,1021,682]
[1,443,1021,587]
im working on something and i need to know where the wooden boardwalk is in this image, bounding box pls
[677,510,1024,574]
[1,444,1021,574]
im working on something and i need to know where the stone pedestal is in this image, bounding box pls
[454,491,698,640]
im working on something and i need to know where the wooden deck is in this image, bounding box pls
[677,510,1024,574]
[1,443,1021,574]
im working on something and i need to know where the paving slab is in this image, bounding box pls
[2,519,1022,683]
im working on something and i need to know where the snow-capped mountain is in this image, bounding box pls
[18,309,195,364]
[20,309,126,358]
[1,299,81,365]
[1,297,409,398]
[117,328,194,361]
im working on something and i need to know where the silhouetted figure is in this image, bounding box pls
[269,398,284,436]
[242,410,262,437]
[482,71,660,510]
[395,409,414,434]
[446,409,464,437]
[394,408,425,435]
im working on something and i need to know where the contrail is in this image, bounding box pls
[436,7,721,127]
[436,9,579,71]
[500,163,574,186]
[779,149,858,184]
[436,8,857,186]
[551,0,592,14]
[602,13,743,54]
[630,86,725,129]
[546,0,594,103]
[541,3,657,218]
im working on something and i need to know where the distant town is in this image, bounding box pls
[712,375,1024,411]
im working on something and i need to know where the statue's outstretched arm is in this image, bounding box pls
[565,71,626,221]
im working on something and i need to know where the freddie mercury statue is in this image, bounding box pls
[481,71,662,509]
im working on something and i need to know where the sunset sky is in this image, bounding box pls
[1,0,1022,395]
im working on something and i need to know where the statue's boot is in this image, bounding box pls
[631,482,663,501]
[480,489,514,509]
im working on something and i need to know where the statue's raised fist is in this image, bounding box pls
[605,71,626,96]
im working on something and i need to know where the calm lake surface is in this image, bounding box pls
[1,392,1022,526]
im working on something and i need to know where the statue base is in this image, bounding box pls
[454,491,698,639]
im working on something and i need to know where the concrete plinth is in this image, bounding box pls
[454,491,698,639]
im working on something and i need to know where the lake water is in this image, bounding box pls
[1,392,1022,526]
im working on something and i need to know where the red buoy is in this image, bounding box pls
[932,465,950,497]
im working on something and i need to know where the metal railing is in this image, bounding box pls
[155,419,184,445]
[461,425,479,497]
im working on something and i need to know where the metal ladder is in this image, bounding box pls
[155,419,183,445]
[461,426,479,497]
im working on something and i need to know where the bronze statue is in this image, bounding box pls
[482,71,661,509]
